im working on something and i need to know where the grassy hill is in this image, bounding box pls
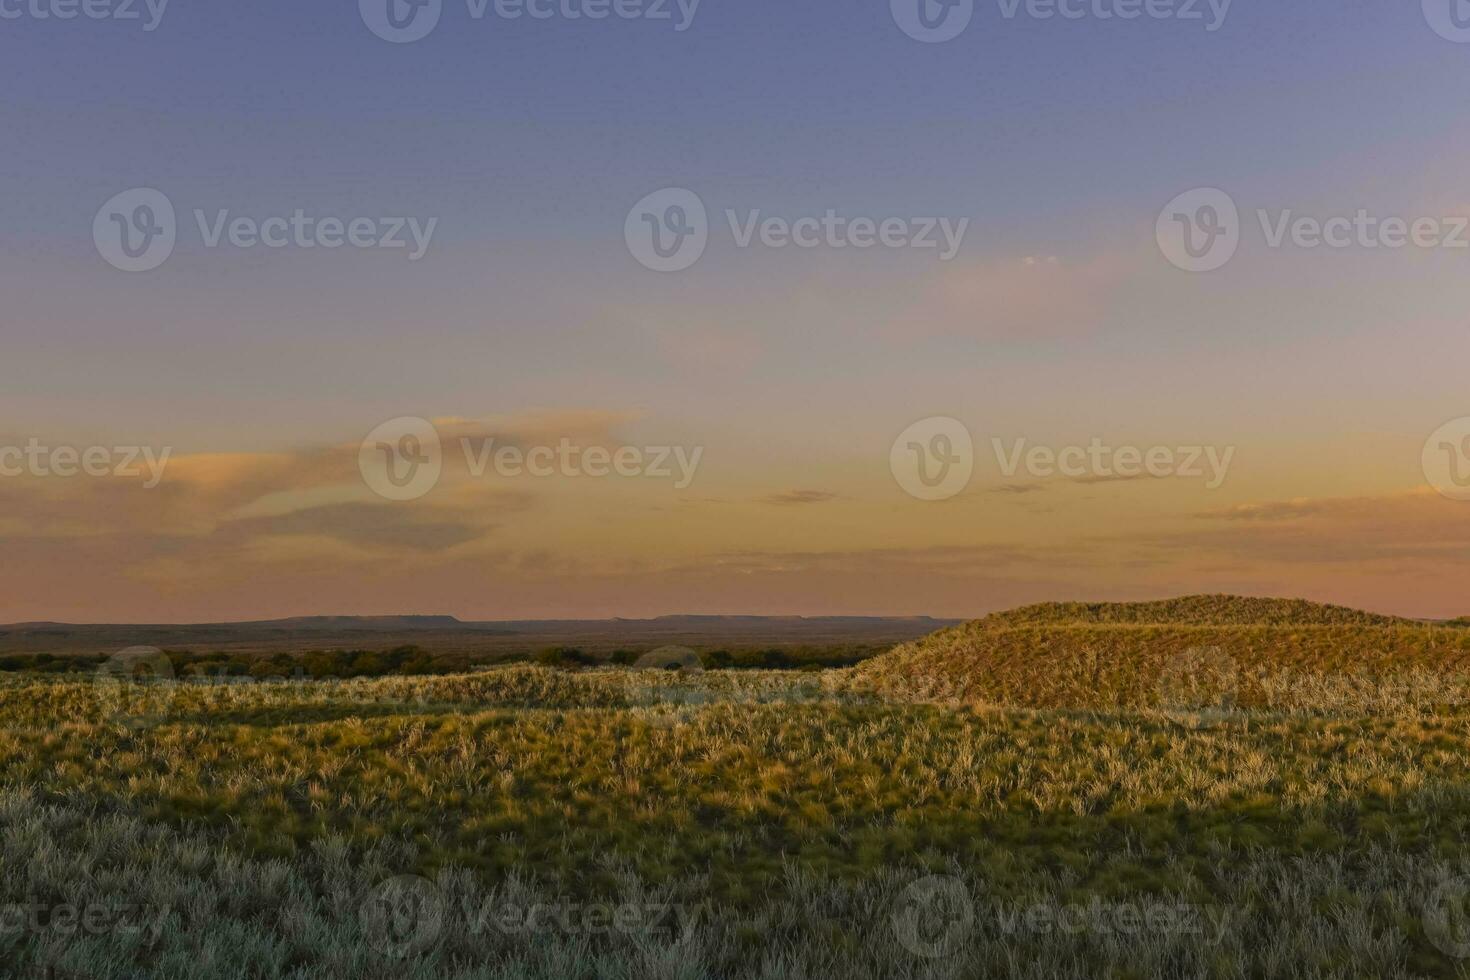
[856,595,1470,711]
[5,595,1470,977]
[973,594,1410,628]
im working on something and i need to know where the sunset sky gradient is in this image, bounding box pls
[3,0,1468,621]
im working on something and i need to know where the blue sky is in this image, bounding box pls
[5,0,1464,242]
[6,0,1468,443]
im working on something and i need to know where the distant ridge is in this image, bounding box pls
[2,614,950,631]
[234,615,466,630]
[0,615,956,657]
[1,615,469,632]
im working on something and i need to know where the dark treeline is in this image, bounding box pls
[0,644,886,677]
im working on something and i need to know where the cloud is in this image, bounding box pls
[1200,498,1339,522]
[1171,489,1470,566]
[891,253,1133,341]
[762,490,842,506]
[689,543,1100,577]
[1070,473,1158,486]
[429,410,643,452]
[222,502,489,554]
[0,408,649,583]
[642,321,764,373]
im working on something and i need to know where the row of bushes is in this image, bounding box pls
[0,644,887,677]
[0,648,469,679]
[0,652,108,674]
[533,645,882,670]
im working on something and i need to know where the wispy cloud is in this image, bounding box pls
[1072,472,1159,486]
[1199,498,1340,522]
[891,252,1134,341]
[762,490,842,506]
[1174,489,1470,565]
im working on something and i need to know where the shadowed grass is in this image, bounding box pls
[4,598,1470,977]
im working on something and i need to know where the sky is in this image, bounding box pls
[3,0,1469,622]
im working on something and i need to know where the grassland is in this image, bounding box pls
[2,597,1470,978]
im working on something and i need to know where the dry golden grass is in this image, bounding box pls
[856,596,1470,712]
[3,597,1470,978]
